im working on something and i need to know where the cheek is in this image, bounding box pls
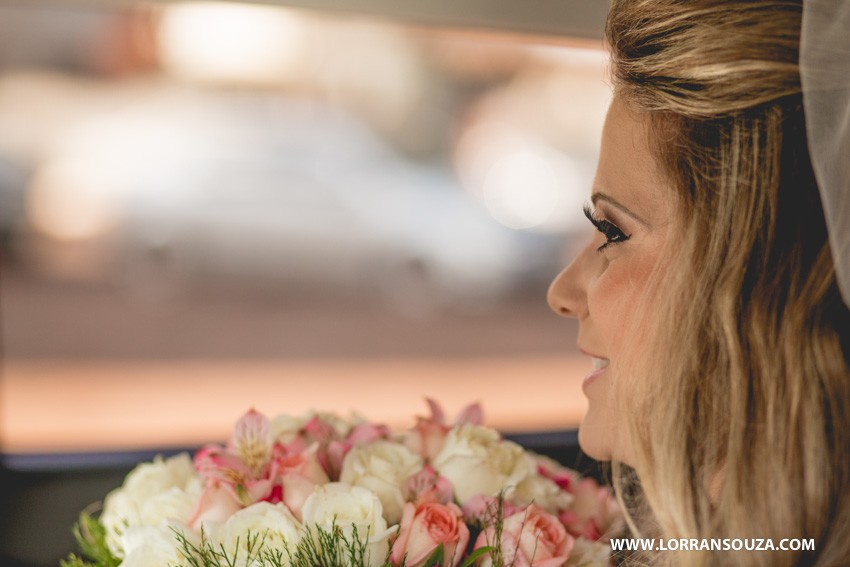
[586,260,650,353]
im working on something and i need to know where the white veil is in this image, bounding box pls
[800,0,850,308]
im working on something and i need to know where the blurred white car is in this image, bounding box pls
[27,94,562,312]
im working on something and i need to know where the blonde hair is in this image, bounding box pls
[605,1,850,565]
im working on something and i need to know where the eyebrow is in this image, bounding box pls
[591,192,651,228]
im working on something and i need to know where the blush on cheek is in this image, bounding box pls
[590,261,659,354]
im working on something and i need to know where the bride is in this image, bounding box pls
[547,0,850,565]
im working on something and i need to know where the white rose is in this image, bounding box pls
[565,537,612,567]
[301,482,397,567]
[512,474,574,514]
[101,453,203,557]
[271,414,308,444]
[339,440,423,525]
[119,521,191,567]
[212,502,302,566]
[272,411,354,444]
[431,424,533,504]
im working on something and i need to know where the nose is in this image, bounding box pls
[547,240,595,319]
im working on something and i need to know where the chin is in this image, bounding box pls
[577,413,613,462]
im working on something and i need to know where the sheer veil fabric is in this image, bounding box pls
[801,0,850,308]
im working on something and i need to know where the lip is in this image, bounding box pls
[578,346,606,359]
[582,366,607,390]
[578,346,608,390]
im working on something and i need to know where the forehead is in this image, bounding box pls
[594,97,673,223]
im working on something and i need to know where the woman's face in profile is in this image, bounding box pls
[548,97,677,464]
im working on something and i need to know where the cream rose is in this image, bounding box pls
[513,474,574,514]
[339,440,423,525]
[212,502,302,566]
[119,522,191,567]
[301,482,397,567]
[565,537,612,567]
[271,414,309,444]
[101,453,203,557]
[431,425,533,504]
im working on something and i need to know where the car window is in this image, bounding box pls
[0,2,609,456]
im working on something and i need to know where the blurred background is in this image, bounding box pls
[0,1,611,563]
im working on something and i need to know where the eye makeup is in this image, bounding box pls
[583,202,631,253]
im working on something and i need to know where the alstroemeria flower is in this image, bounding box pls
[534,454,576,491]
[194,409,277,507]
[284,415,390,481]
[232,408,275,477]
[282,412,354,452]
[402,398,484,461]
[326,422,391,480]
[275,443,330,521]
[188,483,243,531]
[192,409,333,524]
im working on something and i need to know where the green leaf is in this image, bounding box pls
[59,554,91,567]
[423,544,445,567]
[62,512,121,567]
[459,546,494,567]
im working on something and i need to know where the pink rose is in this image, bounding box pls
[558,478,622,542]
[390,502,470,567]
[461,495,523,526]
[475,505,574,567]
[406,466,453,506]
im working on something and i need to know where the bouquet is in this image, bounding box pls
[63,400,623,567]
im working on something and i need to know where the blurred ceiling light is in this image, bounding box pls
[157,2,306,85]
[456,122,584,231]
[27,158,119,241]
[482,149,562,230]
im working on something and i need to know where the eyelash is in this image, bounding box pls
[583,203,631,253]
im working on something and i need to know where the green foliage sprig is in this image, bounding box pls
[60,512,121,567]
[62,511,499,567]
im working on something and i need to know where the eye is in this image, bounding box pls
[583,202,631,253]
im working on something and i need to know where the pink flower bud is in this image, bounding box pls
[406,465,454,506]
